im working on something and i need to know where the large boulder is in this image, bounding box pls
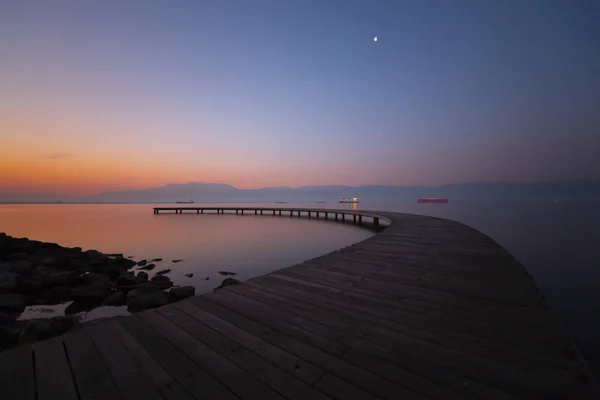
[77,272,111,287]
[115,272,137,286]
[168,286,195,302]
[136,272,148,282]
[8,260,33,274]
[0,293,27,313]
[126,287,170,312]
[0,273,18,293]
[104,291,126,306]
[34,287,72,305]
[19,316,79,344]
[150,275,173,288]
[71,284,111,304]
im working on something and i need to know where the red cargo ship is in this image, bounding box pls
[418,198,449,203]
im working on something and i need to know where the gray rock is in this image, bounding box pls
[0,293,27,313]
[126,287,170,312]
[9,260,33,274]
[104,291,126,306]
[71,284,111,303]
[137,259,148,266]
[138,263,156,271]
[19,316,79,344]
[168,286,195,302]
[155,269,171,275]
[0,273,18,293]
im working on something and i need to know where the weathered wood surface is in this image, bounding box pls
[2,210,597,399]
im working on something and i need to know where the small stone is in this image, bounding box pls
[0,293,27,313]
[168,286,195,301]
[137,259,148,266]
[150,258,162,262]
[104,291,126,306]
[218,271,236,276]
[155,269,171,275]
[205,277,210,280]
[185,273,193,278]
[138,263,155,271]
[172,259,183,263]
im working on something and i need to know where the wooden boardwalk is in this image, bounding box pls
[2,209,598,399]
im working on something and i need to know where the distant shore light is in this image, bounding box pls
[373,36,378,42]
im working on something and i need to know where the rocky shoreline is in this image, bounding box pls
[0,232,196,351]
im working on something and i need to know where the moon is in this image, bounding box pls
[373,36,378,42]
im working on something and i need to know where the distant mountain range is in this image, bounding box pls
[1,179,599,203]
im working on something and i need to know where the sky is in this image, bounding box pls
[1,0,599,194]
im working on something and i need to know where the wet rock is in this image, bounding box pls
[104,291,126,306]
[71,284,111,303]
[151,258,162,262]
[185,273,193,278]
[168,286,195,302]
[136,272,148,282]
[218,271,236,276]
[126,287,170,312]
[9,260,33,274]
[0,293,27,313]
[19,316,79,344]
[172,259,183,263]
[137,259,148,266]
[0,273,18,293]
[78,272,111,287]
[138,263,156,271]
[116,272,138,286]
[150,275,173,288]
[218,278,239,289]
[155,269,171,275]
[34,287,72,305]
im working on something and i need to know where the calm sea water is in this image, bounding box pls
[0,201,598,378]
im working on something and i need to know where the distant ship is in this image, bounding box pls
[316,201,326,204]
[339,197,359,204]
[176,199,194,204]
[274,201,288,204]
[418,198,448,203]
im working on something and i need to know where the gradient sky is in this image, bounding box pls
[1,0,599,194]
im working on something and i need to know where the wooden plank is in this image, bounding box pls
[88,321,165,400]
[118,315,237,400]
[194,292,348,357]
[34,336,78,400]
[174,300,324,384]
[137,309,284,400]
[108,318,194,400]
[63,328,121,400]
[0,344,35,400]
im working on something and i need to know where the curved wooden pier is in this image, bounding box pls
[1,209,597,399]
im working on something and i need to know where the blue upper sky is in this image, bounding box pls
[1,0,599,192]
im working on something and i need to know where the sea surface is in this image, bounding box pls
[0,201,598,379]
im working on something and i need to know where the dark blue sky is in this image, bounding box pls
[1,0,599,192]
